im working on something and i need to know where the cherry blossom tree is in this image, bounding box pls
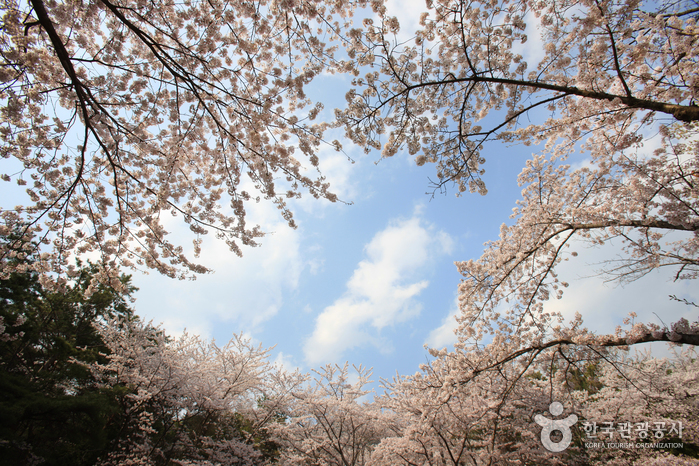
[333,0,699,462]
[369,344,699,465]
[90,320,393,465]
[0,0,375,284]
[269,363,393,466]
[337,0,699,381]
[370,350,556,465]
[573,348,699,465]
[90,317,301,465]
[338,0,699,193]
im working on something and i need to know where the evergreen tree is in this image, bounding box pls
[0,242,136,466]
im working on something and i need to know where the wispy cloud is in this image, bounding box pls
[544,236,699,338]
[512,10,546,71]
[425,295,460,349]
[304,213,452,365]
[385,0,429,43]
[133,192,307,338]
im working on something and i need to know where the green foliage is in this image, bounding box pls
[1,240,283,464]
[0,253,136,466]
[567,362,604,395]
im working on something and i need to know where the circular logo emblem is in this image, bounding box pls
[534,402,578,452]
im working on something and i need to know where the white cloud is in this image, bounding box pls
[511,10,546,70]
[543,237,699,345]
[292,130,370,215]
[304,214,452,365]
[132,190,308,337]
[273,351,300,372]
[423,235,699,355]
[425,296,460,349]
[385,0,428,43]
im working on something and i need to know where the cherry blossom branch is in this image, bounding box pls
[461,318,699,385]
[397,76,699,122]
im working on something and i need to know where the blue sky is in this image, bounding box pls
[129,0,699,381]
[130,108,698,381]
[5,0,698,385]
[97,0,699,381]
[130,124,530,377]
